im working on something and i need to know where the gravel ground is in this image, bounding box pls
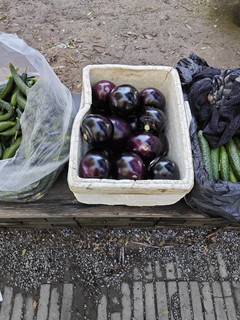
[0,226,240,298]
[0,0,240,312]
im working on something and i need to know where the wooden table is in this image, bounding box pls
[0,166,239,229]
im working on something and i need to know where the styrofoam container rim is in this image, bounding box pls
[68,64,194,205]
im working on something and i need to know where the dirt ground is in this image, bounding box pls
[0,0,239,93]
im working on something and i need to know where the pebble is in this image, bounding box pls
[0,227,239,296]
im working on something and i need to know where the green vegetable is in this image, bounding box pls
[229,165,238,183]
[16,91,26,110]
[225,138,240,180]
[26,76,38,88]
[27,80,34,87]
[219,145,229,181]
[0,121,16,132]
[0,76,15,100]
[198,130,213,179]
[0,64,39,166]
[9,63,29,96]
[0,83,5,94]
[10,88,19,107]
[21,72,27,84]
[0,117,20,136]
[0,99,15,121]
[2,136,22,159]
[211,146,220,180]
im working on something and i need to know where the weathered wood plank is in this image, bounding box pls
[0,166,239,227]
[0,167,201,218]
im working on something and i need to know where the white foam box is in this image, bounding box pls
[68,64,194,206]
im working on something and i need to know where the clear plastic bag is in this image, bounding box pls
[0,32,78,202]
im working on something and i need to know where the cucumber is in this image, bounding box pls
[197,130,213,179]
[219,145,230,181]
[225,138,240,180]
[211,146,220,180]
[229,165,238,183]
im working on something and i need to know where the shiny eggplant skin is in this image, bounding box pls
[148,157,180,180]
[110,84,140,118]
[81,114,113,145]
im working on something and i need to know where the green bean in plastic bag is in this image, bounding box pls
[0,32,78,202]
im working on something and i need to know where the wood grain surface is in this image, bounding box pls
[0,166,238,228]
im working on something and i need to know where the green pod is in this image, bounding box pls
[0,83,5,94]
[21,72,28,84]
[2,136,22,159]
[0,99,15,121]
[0,117,21,136]
[197,130,213,179]
[16,91,26,110]
[27,80,34,87]
[10,88,19,107]
[9,63,29,96]
[27,76,38,88]
[0,121,16,132]
[0,76,15,100]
